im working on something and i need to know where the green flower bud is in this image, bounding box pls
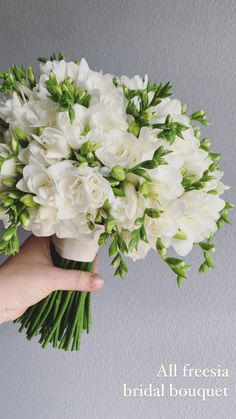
[111,165,126,181]
[81,141,93,155]
[103,199,111,210]
[128,121,140,137]
[111,253,121,268]
[2,177,17,188]
[20,194,37,207]
[59,51,65,61]
[27,66,36,87]
[12,127,28,148]
[194,128,200,139]
[2,198,14,207]
[12,126,28,142]
[36,127,44,136]
[140,182,150,196]
[10,137,19,155]
[181,103,187,114]
[20,208,30,227]
[9,190,21,199]
[105,216,117,234]
[2,225,16,241]
[56,84,63,96]
[87,151,94,161]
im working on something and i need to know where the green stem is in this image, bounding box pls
[42,291,73,349]
[15,244,95,351]
[65,291,87,351]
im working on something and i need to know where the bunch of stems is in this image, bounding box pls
[14,245,93,351]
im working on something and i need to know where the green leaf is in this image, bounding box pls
[111,253,121,268]
[2,225,16,241]
[177,276,183,288]
[132,168,151,181]
[117,234,128,253]
[140,225,148,243]
[109,237,118,256]
[145,208,163,218]
[128,229,140,251]
[165,257,184,267]
[199,242,215,252]
[69,107,75,124]
[98,232,109,246]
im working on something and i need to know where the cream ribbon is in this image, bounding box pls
[52,226,104,262]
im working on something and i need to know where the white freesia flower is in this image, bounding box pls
[17,162,56,207]
[93,129,141,169]
[88,100,128,132]
[0,144,16,176]
[151,98,190,125]
[145,199,185,248]
[123,230,151,261]
[111,183,144,230]
[167,129,211,180]
[47,161,114,219]
[177,191,225,244]
[26,206,58,236]
[203,170,229,195]
[150,165,184,202]
[0,144,17,191]
[138,126,163,161]
[40,60,80,83]
[0,91,57,133]
[120,74,148,90]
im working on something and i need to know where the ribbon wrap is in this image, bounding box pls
[52,226,104,262]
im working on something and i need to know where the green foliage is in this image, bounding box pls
[38,52,65,63]
[73,141,101,168]
[0,190,38,256]
[0,64,37,94]
[190,110,210,126]
[128,146,171,182]
[155,238,191,287]
[198,239,215,273]
[153,115,188,144]
[198,202,233,273]
[217,202,234,229]
[123,81,172,133]
[45,73,91,123]
[128,207,163,252]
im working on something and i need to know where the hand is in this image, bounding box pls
[0,235,104,324]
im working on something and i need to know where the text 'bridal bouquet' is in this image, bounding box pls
[0,53,232,351]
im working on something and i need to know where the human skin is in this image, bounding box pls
[0,235,104,324]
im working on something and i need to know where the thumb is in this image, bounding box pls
[47,267,104,292]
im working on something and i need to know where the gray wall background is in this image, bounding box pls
[0,0,235,418]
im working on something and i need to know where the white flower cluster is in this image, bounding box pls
[0,55,230,279]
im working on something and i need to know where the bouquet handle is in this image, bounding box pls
[14,240,96,351]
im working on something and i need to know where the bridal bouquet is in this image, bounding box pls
[0,53,232,351]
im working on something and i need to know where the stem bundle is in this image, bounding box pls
[14,245,94,351]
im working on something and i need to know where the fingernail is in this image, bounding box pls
[91,275,104,289]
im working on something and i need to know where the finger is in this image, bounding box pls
[18,235,51,262]
[48,267,104,292]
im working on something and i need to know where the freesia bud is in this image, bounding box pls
[2,225,16,241]
[20,194,37,207]
[111,165,126,181]
[140,182,150,196]
[2,177,17,188]
[20,208,30,227]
